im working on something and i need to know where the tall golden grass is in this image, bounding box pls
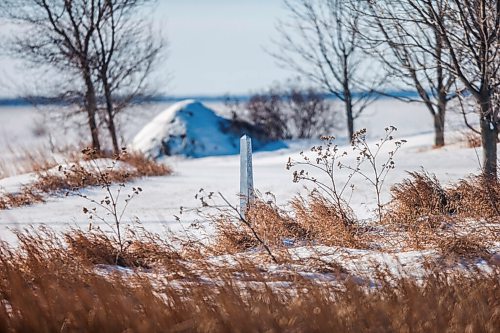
[0,228,498,332]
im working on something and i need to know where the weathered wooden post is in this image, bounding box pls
[240,135,254,218]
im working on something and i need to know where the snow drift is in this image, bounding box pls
[130,100,285,158]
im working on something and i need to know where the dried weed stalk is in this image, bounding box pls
[287,127,405,224]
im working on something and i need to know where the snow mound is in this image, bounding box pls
[130,100,284,158]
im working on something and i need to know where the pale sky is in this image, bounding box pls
[0,0,291,97]
[156,0,289,95]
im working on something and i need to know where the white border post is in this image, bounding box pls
[240,135,254,218]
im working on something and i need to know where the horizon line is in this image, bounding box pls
[0,90,421,108]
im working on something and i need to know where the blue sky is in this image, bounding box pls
[155,0,289,95]
[0,0,290,97]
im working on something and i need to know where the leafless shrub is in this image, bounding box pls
[288,87,336,138]
[246,89,289,140]
[230,85,337,140]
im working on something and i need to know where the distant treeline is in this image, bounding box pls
[0,90,421,107]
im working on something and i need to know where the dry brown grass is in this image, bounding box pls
[291,192,364,247]
[120,151,171,177]
[0,229,498,332]
[0,151,171,210]
[65,229,181,268]
[386,171,451,229]
[211,200,300,253]
[384,171,499,251]
[246,200,308,246]
[0,147,58,180]
[447,175,500,219]
[212,192,365,254]
[462,131,482,148]
[388,171,499,224]
[0,189,44,210]
[212,170,499,256]
[436,233,491,259]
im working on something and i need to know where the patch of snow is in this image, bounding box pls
[0,173,37,194]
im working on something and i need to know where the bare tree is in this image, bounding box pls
[92,0,164,154]
[358,0,456,147]
[2,0,165,154]
[3,0,104,151]
[273,0,384,141]
[400,0,499,178]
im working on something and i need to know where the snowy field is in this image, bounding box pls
[0,99,488,244]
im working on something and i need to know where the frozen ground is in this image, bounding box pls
[0,99,489,245]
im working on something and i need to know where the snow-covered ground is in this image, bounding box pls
[0,100,488,245]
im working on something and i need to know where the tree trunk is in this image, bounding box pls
[342,54,355,142]
[433,99,446,148]
[107,113,120,155]
[433,115,445,148]
[83,70,101,152]
[434,28,446,148]
[479,95,498,179]
[102,72,120,154]
[346,100,354,142]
